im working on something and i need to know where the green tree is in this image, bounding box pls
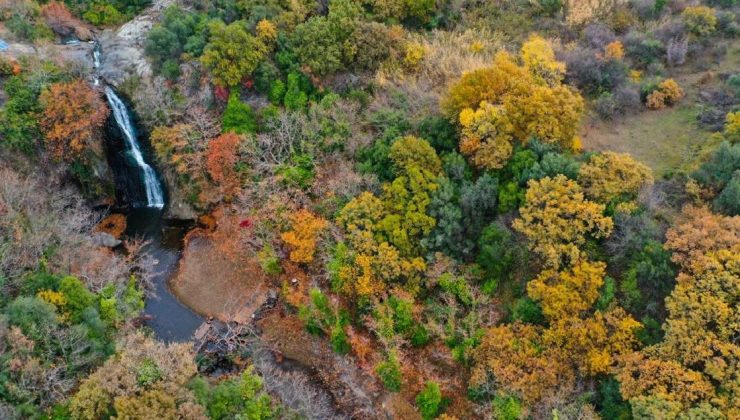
[201,20,268,87]
[222,91,256,134]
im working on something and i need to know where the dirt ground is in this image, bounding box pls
[170,230,269,321]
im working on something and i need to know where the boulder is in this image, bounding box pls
[90,232,122,248]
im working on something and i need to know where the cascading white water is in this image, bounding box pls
[104,86,165,209]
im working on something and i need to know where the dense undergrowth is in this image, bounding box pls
[1,0,739,419]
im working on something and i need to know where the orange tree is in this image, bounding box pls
[39,80,108,161]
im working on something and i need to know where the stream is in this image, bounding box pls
[101,67,202,341]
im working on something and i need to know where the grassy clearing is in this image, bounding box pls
[581,39,738,177]
[580,103,719,177]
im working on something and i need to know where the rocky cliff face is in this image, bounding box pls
[98,0,175,87]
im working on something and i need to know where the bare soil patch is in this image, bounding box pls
[170,230,268,320]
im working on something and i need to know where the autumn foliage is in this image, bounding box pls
[281,209,328,264]
[40,1,90,40]
[445,38,584,170]
[39,80,109,161]
[617,207,739,416]
[205,132,241,194]
[513,175,613,268]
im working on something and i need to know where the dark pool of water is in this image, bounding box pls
[126,208,202,342]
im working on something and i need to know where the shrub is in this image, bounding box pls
[562,46,627,95]
[477,222,521,284]
[645,78,684,109]
[417,116,457,153]
[658,79,684,104]
[492,394,522,420]
[682,6,717,37]
[584,24,616,49]
[714,171,740,215]
[298,288,350,353]
[222,92,256,134]
[416,381,442,420]
[136,359,163,387]
[623,32,665,67]
[376,351,403,392]
[716,11,739,37]
[594,92,618,119]
[59,276,96,323]
[268,79,286,105]
[283,72,308,111]
[258,243,282,275]
[511,297,545,324]
[277,153,315,189]
[666,37,688,67]
[83,2,125,25]
[6,296,58,340]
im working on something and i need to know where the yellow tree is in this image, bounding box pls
[471,322,574,405]
[520,34,565,85]
[544,308,641,376]
[503,82,583,150]
[617,208,740,416]
[281,209,328,264]
[458,101,515,170]
[336,137,439,299]
[577,151,653,207]
[513,175,613,268]
[440,51,529,119]
[442,45,583,169]
[664,206,740,269]
[527,259,606,320]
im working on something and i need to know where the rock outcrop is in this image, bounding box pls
[98,0,175,86]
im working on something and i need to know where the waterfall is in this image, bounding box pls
[104,86,165,209]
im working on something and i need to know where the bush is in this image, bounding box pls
[523,152,581,180]
[417,116,458,153]
[277,153,315,189]
[298,288,350,353]
[666,37,688,67]
[59,276,96,323]
[492,394,522,420]
[594,92,618,119]
[258,243,282,275]
[222,92,256,134]
[645,78,684,109]
[623,32,665,67]
[376,352,403,392]
[477,223,521,285]
[6,296,58,340]
[682,6,717,37]
[268,79,286,105]
[583,23,616,49]
[511,297,545,324]
[416,381,442,419]
[283,72,308,111]
[714,171,740,215]
[562,47,627,95]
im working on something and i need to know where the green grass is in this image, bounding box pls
[581,38,740,177]
[581,104,719,177]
